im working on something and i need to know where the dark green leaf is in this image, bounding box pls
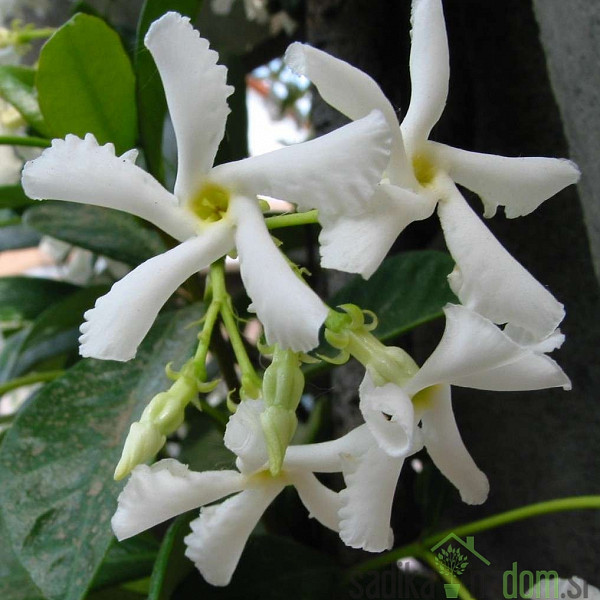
[92,534,159,591]
[24,202,168,266]
[148,513,195,600]
[178,410,235,472]
[0,66,48,135]
[0,185,34,210]
[135,0,202,180]
[176,535,339,600]
[0,224,41,251]
[0,285,109,381]
[0,511,45,600]
[37,13,137,154]
[21,285,107,354]
[0,277,76,323]
[330,250,457,342]
[0,304,203,600]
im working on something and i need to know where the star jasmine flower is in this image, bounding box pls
[22,11,391,360]
[329,305,571,554]
[112,399,365,586]
[361,304,569,507]
[285,0,580,340]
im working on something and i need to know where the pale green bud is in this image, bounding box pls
[114,422,165,481]
[260,406,298,476]
[260,347,305,474]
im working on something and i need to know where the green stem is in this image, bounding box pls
[210,260,261,398]
[15,28,56,43]
[193,298,222,381]
[265,210,319,230]
[0,370,64,396]
[354,495,600,573]
[0,136,50,148]
[419,551,476,600]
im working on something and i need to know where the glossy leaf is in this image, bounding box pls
[0,66,48,135]
[0,304,203,600]
[135,0,203,181]
[0,512,44,600]
[24,202,168,266]
[36,13,137,154]
[330,250,457,342]
[0,277,75,323]
[91,534,160,591]
[0,185,34,210]
[0,225,41,251]
[148,513,195,600]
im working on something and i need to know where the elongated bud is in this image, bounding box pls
[324,305,419,387]
[114,360,212,480]
[114,422,165,481]
[260,346,304,475]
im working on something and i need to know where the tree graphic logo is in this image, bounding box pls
[430,534,490,598]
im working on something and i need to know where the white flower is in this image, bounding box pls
[112,399,360,586]
[22,12,391,360]
[359,304,570,510]
[285,0,580,341]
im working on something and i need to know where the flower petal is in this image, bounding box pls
[406,305,571,394]
[230,196,328,352]
[283,424,373,473]
[359,372,415,457]
[420,384,489,505]
[212,111,391,216]
[145,12,233,200]
[339,441,405,552]
[111,459,245,540]
[284,43,412,187]
[184,483,283,586]
[291,470,341,532]
[319,183,436,279]
[80,224,234,361]
[401,0,449,150]
[21,134,195,241]
[223,398,268,473]
[430,142,580,218]
[437,184,564,339]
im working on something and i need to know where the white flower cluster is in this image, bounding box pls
[21,0,579,587]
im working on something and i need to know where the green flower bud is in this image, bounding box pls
[114,422,165,481]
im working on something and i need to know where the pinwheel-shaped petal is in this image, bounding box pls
[23,12,391,359]
[285,0,579,339]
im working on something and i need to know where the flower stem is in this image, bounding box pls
[210,260,261,398]
[0,370,64,396]
[265,210,319,230]
[15,28,56,43]
[353,495,600,573]
[0,136,50,148]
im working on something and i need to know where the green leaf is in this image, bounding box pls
[0,66,48,135]
[91,534,159,591]
[0,511,45,600]
[0,277,76,323]
[0,185,34,210]
[135,0,202,181]
[0,304,203,600]
[0,224,41,251]
[176,535,339,599]
[37,13,137,154]
[148,513,195,600]
[330,250,457,342]
[24,202,168,266]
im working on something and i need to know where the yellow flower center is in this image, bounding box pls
[189,182,230,223]
[412,153,437,187]
[412,384,440,412]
